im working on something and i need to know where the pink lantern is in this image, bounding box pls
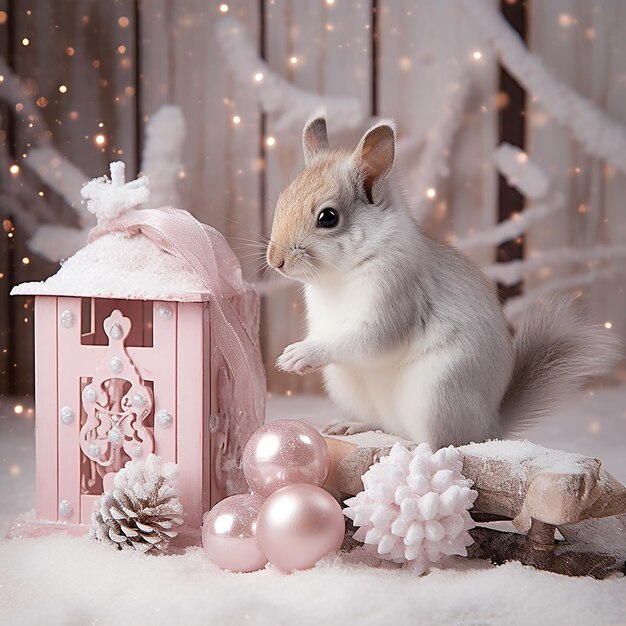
[9,163,266,541]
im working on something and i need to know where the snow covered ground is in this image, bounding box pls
[1,387,626,625]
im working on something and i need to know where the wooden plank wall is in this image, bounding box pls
[0,0,511,395]
[526,0,626,341]
[0,0,11,390]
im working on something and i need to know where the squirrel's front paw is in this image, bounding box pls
[276,341,328,375]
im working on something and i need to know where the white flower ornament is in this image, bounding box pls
[81,161,150,222]
[344,442,478,575]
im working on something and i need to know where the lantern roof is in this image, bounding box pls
[11,230,211,302]
[11,162,212,302]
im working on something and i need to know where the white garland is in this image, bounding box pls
[456,197,564,251]
[505,264,626,320]
[409,69,471,220]
[483,244,626,287]
[141,105,186,209]
[457,0,626,174]
[494,143,549,201]
[214,16,366,133]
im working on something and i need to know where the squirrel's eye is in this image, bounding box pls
[317,207,339,228]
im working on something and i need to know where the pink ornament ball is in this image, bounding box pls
[202,493,268,573]
[242,419,330,498]
[257,484,345,572]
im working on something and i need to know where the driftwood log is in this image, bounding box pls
[324,433,626,579]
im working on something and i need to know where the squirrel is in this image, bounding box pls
[266,114,620,448]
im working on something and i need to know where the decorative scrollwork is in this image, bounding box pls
[79,309,154,473]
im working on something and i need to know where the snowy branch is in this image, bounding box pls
[483,244,626,287]
[456,197,563,251]
[458,0,626,174]
[409,69,472,219]
[0,56,51,145]
[141,105,186,209]
[505,264,626,320]
[214,16,366,133]
[26,147,91,225]
[494,143,549,200]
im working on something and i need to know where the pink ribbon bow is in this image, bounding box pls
[89,206,266,433]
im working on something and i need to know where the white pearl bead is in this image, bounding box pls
[132,393,147,409]
[157,304,173,320]
[156,409,173,428]
[58,500,73,517]
[82,387,96,403]
[88,441,101,457]
[59,310,75,329]
[59,406,74,425]
[109,357,123,373]
[107,426,123,447]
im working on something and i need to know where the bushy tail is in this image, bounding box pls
[499,294,622,436]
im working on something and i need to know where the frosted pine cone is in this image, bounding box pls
[344,442,477,575]
[91,454,183,554]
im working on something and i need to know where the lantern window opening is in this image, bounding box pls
[79,297,154,348]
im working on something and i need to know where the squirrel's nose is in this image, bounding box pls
[267,243,285,269]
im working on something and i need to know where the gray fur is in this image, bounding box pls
[498,294,622,437]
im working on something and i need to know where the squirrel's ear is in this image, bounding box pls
[302,113,329,165]
[351,120,396,204]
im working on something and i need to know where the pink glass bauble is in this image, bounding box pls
[257,484,345,572]
[242,419,330,497]
[202,493,268,573]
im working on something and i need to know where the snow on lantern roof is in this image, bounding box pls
[11,162,215,302]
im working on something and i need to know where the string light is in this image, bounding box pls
[14,404,24,415]
[326,0,335,5]
[0,11,7,24]
[22,257,30,265]
[426,188,436,199]
[59,84,68,93]
[232,115,241,124]
[118,16,130,28]
[472,50,483,61]
[9,465,21,477]
[266,136,276,147]
[219,3,229,13]
[254,72,264,82]
[65,46,75,56]
[94,134,107,146]
[604,322,612,329]
[9,164,20,176]
[558,13,574,27]
[22,38,30,46]
[289,56,298,65]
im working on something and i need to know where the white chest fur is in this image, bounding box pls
[304,277,376,342]
[304,279,425,437]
